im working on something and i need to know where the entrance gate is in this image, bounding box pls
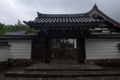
[25,12,100,63]
[32,34,87,63]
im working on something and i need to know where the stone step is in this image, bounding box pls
[26,63,103,71]
[26,68,105,71]
[5,70,120,78]
[5,63,120,79]
[5,76,120,80]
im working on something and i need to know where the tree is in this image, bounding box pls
[14,20,38,34]
[0,20,38,36]
[0,23,5,36]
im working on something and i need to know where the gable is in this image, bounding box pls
[88,5,120,28]
[87,5,120,33]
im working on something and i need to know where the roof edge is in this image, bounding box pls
[88,4,120,28]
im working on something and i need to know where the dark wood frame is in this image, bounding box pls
[31,27,88,63]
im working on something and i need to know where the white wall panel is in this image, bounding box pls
[8,40,32,59]
[0,47,9,62]
[86,39,120,59]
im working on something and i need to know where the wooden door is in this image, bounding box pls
[32,40,45,62]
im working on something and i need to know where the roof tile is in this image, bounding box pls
[29,13,99,24]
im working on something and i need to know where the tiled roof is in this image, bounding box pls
[33,13,98,23]
[0,35,36,40]
[0,34,120,40]
[24,12,100,26]
[86,34,120,39]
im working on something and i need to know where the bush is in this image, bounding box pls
[55,48,74,59]
[7,59,33,67]
[97,60,120,68]
[117,43,120,50]
[0,62,8,70]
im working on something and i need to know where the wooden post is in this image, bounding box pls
[77,35,86,63]
[44,36,51,63]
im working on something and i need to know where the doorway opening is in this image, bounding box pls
[51,39,77,62]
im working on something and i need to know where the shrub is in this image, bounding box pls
[7,59,33,67]
[94,59,120,68]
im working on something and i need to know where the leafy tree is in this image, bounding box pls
[14,20,38,34]
[0,23,5,36]
[0,20,38,37]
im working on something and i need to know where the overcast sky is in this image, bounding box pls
[0,0,120,25]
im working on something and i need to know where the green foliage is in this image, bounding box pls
[8,59,33,67]
[52,39,74,59]
[0,23,5,36]
[95,59,120,68]
[56,48,74,59]
[0,20,38,36]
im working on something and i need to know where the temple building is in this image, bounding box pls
[0,5,120,63]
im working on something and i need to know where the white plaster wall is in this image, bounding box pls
[0,47,9,62]
[85,39,120,59]
[8,40,32,59]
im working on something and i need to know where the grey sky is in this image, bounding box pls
[0,0,120,24]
